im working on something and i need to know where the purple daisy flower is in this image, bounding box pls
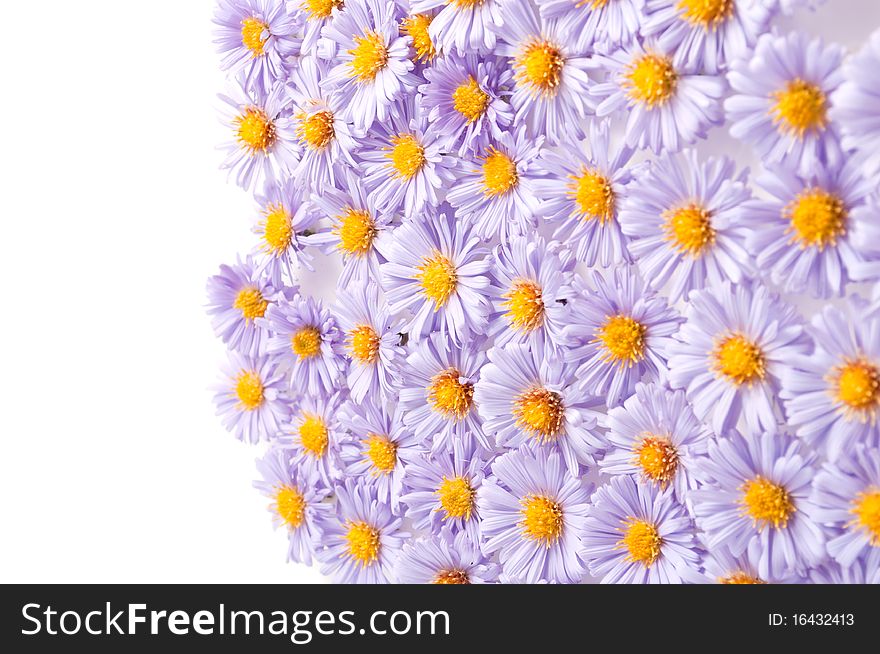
[400,10,440,65]
[419,53,514,155]
[725,31,845,177]
[334,282,404,403]
[564,267,682,408]
[781,296,880,460]
[377,209,491,345]
[494,2,595,144]
[478,448,592,584]
[446,127,545,243]
[291,0,345,55]
[400,441,489,542]
[214,0,299,92]
[280,391,347,486]
[533,118,642,267]
[475,342,603,473]
[701,541,805,584]
[690,431,827,578]
[320,0,419,131]
[253,445,332,564]
[214,352,291,444]
[809,559,880,585]
[315,478,408,583]
[206,256,277,356]
[832,29,880,175]
[619,150,753,302]
[396,527,500,584]
[411,0,503,55]
[399,332,490,453]
[536,0,645,51]
[666,280,811,435]
[590,41,725,153]
[599,382,710,502]
[741,159,876,298]
[263,292,345,396]
[580,475,704,584]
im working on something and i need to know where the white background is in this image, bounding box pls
[0,0,878,583]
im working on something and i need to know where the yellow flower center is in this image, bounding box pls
[349,324,380,364]
[234,287,268,321]
[241,17,269,56]
[625,54,678,107]
[302,0,343,20]
[428,368,474,419]
[740,477,795,530]
[619,518,663,567]
[433,570,471,584]
[714,334,766,386]
[345,521,381,566]
[401,14,436,62]
[785,188,847,251]
[387,133,426,179]
[417,251,458,309]
[520,495,564,545]
[772,79,827,137]
[569,169,615,224]
[364,433,398,474]
[481,147,519,196]
[502,279,545,333]
[577,0,610,8]
[274,485,306,529]
[596,314,647,368]
[262,203,293,256]
[336,208,376,257]
[235,370,265,410]
[296,110,335,150]
[348,31,388,82]
[436,476,476,520]
[634,435,679,485]
[452,76,490,124]
[850,490,880,546]
[833,359,880,417]
[514,388,565,442]
[299,413,329,457]
[663,203,715,256]
[676,0,734,29]
[451,0,485,6]
[291,326,322,360]
[720,572,765,584]
[236,107,276,154]
[516,40,565,97]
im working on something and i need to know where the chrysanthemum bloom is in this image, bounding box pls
[320,0,419,131]
[564,268,681,407]
[410,0,503,55]
[690,431,826,578]
[493,2,594,144]
[292,0,345,55]
[533,119,642,267]
[338,400,420,512]
[447,128,545,243]
[589,41,725,153]
[214,0,299,92]
[486,236,575,350]
[725,31,845,177]
[306,169,393,287]
[333,282,404,403]
[218,80,298,191]
[377,210,491,345]
[263,293,345,395]
[831,30,880,175]
[701,541,804,584]
[781,296,880,460]
[252,178,319,284]
[286,56,359,191]
[666,280,810,435]
[254,446,332,564]
[535,0,645,52]
[207,256,277,355]
[479,448,591,583]
[359,99,458,217]
[600,383,710,501]
[741,160,876,298]
[811,445,880,578]
[618,150,752,302]
[400,441,488,541]
[280,392,347,486]
[315,478,408,583]
[475,342,603,473]
[641,0,773,74]
[214,352,291,444]
[396,527,500,584]
[580,475,704,583]
[399,332,490,453]
[419,53,514,155]
[400,11,439,65]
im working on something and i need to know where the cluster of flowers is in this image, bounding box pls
[207,0,880,584]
